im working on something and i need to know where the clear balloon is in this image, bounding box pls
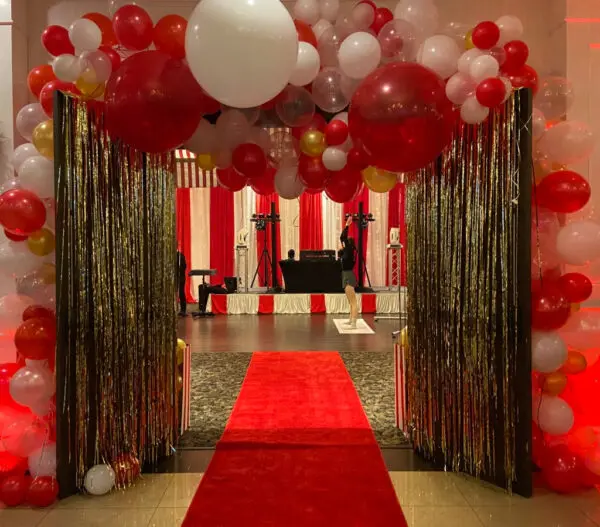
[457,48,484,75]
[532,109,546,139]
[269,129,299,166]
[460,97,489,125]
[338,32,382,80]
[378,19,420,63]
[441,22,470,46]
[28,442,57,478]
[534,77,575,121]
[2,418,48,458]
[317,25,343,67]
[311,67,350,113]
[290,42,321,87]
[17,157,54,198]
[418,35,460,79]
[537,121,595,166]
[335,12,358,41]
[9,365,55,408]
[222,106,261,127]
[0,243,41,278]
[11,144,38,173]
[394,0,439,38]
[0,294,35,332]
[16,105,47,143]
[445,73,476,105]
[274,163,305,199]
[68,19,102,52]
[534,395,575,436]
[275,85,315,127]
[495,15,524,45]
[312,19,333,40]
[216,109,251,151]
[320,0,340,22]
[84,464,116,496]
[532,331,567,373]
[352,3,375,30]
[561,310,600,350]
[293,0,320,25]
[185,120,218,155]
[79,50,113,83]
[556,220,600,266]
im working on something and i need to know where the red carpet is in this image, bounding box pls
[183,352,407,527]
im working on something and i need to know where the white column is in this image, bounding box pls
[1,0,14,182]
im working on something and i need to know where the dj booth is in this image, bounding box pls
[279,252,342,294]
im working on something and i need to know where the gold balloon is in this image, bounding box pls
[177,338,186,351]
[75,77,105,99]
[176,374,184,391]
[465,29,475,50]
[561,350,587,375]
[196,154,215,171]
[400,327,408,348]
[32,120,54,159]
[27,228,55,257]
[540,372,568,396]
[300,130,326,157]
[362,166,397,193]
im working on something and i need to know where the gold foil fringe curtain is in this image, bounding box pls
[405,90,531,493]
[55,94,177,490]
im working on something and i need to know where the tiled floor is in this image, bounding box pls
[2,472,599,526]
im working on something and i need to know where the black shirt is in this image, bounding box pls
[177,251,187,282]
[339,226,356,271]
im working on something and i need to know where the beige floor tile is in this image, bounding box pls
[157,473,203,508]
[56,474,172,509]
[0,509,49,527]
[403,506,484,527]
[389,472,469,507]
[474,505,598,527]
[452,474,530,507]
[149,508,189,527]
[39,508,155,527]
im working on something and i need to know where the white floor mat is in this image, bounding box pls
[333,318,375,334]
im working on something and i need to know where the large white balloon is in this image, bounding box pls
[338,32,382,80]
[11,143,38,172]
[16,104,47,143]
[52,54,84,83]
[17,157,55,198]
[186,0,298,108]
[85,464,116,496]
[534,395,575,436]
[532,331,567,373]
[69,19,102,52]
[418,35,460,79]
[290,43,321,87]
[28,442,57,478]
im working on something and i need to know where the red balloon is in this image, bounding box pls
[347,147,369,171]
[532,421,545,468]
[26,476,59,507]
[39,80,80,116]
[4,229,27,242]
[27,65,56,100]
[558,273,593,304]
[325,166,362,203]
[113,5,154,51]
[22,305,56,322]
[216,167,247,192]
[505,64,539,95]
[153,15,187,59]
[475,77,507,108]
[294,20,317,48]
[14,317,56,361]
[83,12,118,47]
[232,143,267,179]
[198,89,222,116]
[292,113,327,140]
[471,21,500,50]
[0,189,47,236]
[298,155,330,191]
[251,165,276,196]
[0,363,20,408]
[580,467,600,488]
[531,284,571,331]
[542,445,583,494]
[349,62,456,173]
[41,26,74,57]
[370,7,394,34]
[0,475,28,507]
[105,51,203,154]
[503,40,529,74]
[537,170,591,213]
[325,120,349,146]
[99,46,122,71]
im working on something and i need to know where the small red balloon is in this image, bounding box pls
[4,229,27,242]
[14,317,57,362]
[531,284,570,331]
[83,12,118,47]
[41,26,74,57]
[537,170,591,214]
[541,445,583,494]
[99,46,121,71]
[325,166,362,203]
[475,77,507,108]
[27,65,56,100]
[216,167,247,192]
[251,165,276,196]
[292,114,327,140]
[232,144,267,179]
[347,147,369,171]
[505,64,539,95]
[153,15,187,59]
[325,119,349,146]
[0,363,20,408]
[503,40,529,74]
[22,305,56,322]
[558,273,593,304]
[294,20,317,48]
[39,80,80,116]
[370,7,394,34]
[471,21,500,50]
[113,5,154,51]
[0,189,47,236]
[0,475,28,507]
[27,476,59,507]
[298,155,330,191]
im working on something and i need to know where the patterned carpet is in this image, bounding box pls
[177,351,409,449]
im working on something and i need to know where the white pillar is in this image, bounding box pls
[0,0,13,182]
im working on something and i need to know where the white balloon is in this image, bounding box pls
[69,19,102,52]
[320,0,340,22]
[28,443,57,478]
[9,365,55,409]
[0,247,40,279]
[11,143,38,172]
[16,104,47,142]
[294,0,320,25]
[495,15,524,45]
[80,50,113,83]
[334,111,349,124]
[312,19,333,40]
[469,55,499,84]
[500,77,513,102]
[460,97,489,124]
[185,120,218,154]
[338,32,381,80]
[532,109,546,139]
[186,0,298,108]
[322,147,347,171]
[275,164,305,200]
[532,331,567,373]
[248,127,273,152]
[394,0,439,38]
[534,395,575,436]
[52,54,83,83]
[216,110,251,150]
[290,43,321,87]
[556,220,600,265]
[561,310,600,350]
[352,3,375,30]
[445,72,476,105]
[84,464,116,496]
[418,35,460,79]
[457,48,484,75]
[17,157,54,198]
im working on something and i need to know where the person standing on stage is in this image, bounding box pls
[340,215,358,329]
[177,245,187,317]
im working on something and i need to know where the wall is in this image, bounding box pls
[1,0,13,180]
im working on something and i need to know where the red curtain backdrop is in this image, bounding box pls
[342,186,370,283]
[387,183,407,286]
[209,186,235,286]
[299,192,323,251]
[255,192,282,288]
[176,188,194,302]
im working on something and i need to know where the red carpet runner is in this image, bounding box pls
[183,352,407,527]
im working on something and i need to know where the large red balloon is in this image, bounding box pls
[198,89,222,116]
[0,189,47,236]
[41,26,74,57]
[232,143,267,179]
[541,445,583,494]
[505,64,539,95]
[153,15,187,59]
[347,147,369,171]
[23,305,56,323]
[370,7,394,34]
[83,13,118,47]
[298,155,330,191]
[537,170,591,213]
[558,273,593,303]
[216,168,247,192]
[503,40,529,74]
[105,51,203,154]
[39,80,79,117]
[26,476,59,507]
[292,114,327,140]
[14,317,56,361]
[325,166,362,203]
[251,165,276,196]
[349,62,456,173]
[0,475,28,507]
[531,284,570,331]
[294,20,317,48]
[27,65,56,99]
[113,5,154,51]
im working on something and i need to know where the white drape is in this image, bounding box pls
[233,187,257,291]
[322,194,343,252]
[367,191,389,288]
[190,188,211,300]
[279,197,300,258]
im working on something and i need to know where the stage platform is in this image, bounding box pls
[207,290,405,315]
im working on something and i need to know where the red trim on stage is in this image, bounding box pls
[361,293,376,314]
[258,295,274,314]
[211,295,228,315]
[310,293,326,313]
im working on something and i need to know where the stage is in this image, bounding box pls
[206,290,405,315]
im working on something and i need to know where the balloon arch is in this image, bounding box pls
[0,0,599,506]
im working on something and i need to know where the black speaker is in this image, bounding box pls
[224,277,238,293]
